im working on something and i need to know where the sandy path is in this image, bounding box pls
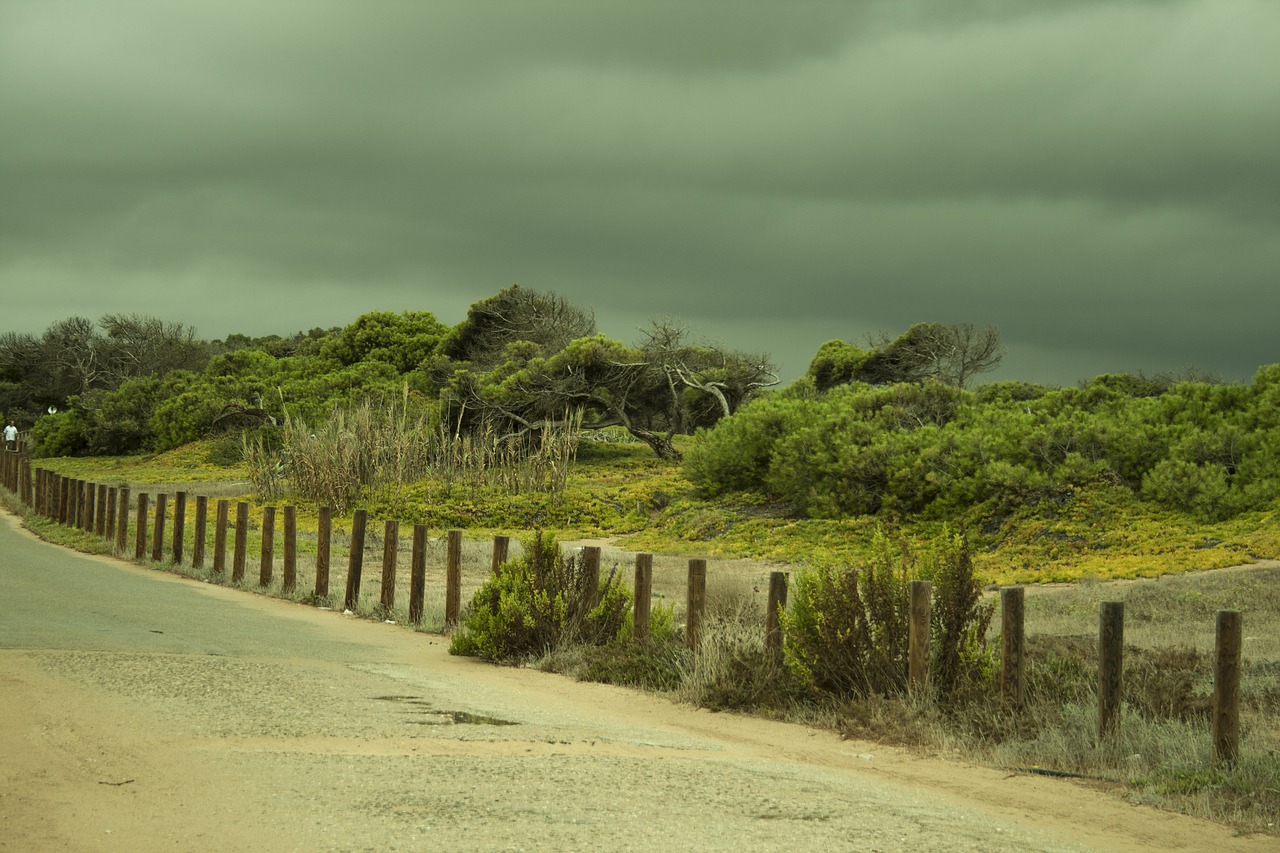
[1,511,1272,852]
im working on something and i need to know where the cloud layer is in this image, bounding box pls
[3,1,1277,384]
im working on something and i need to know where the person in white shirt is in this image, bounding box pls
[3,421,17,451]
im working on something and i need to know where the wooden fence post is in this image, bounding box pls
[581,545,601,612]
[104,487,117,545]
[491,535,510,575]
[445,530,462,627]
[765,571,789,662]
[1213,610,1242,766]
[115,487,130,553]
[633,553,652,642]
[59,475,70,525]
[1098,601,1125,739]
[172,491,186,565]
[686,558,707,650]
[83,480,95,532]
[96,484,108,536]
[315,506,331,599]
[381,519,398,612]
[344,509,367,612]
[151,493,167,563]
[282,505,297,594]
[232,502,248,584]
[259,505,275,587]
[1001,586,1025,710]
[909,580,932,697]
[192,495,208,570]
[409,523,427,625]
[213,499,229,575]
[134,493,149,560]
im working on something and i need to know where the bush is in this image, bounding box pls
[30,409,91,457]
[449,532,632,662]
[781,533,910,697]
[781,529,992,701]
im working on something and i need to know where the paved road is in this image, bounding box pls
[1,510,1270,852]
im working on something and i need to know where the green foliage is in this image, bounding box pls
[782,532,911,697]
[685,367,1280,524]
[781,530,992,700]
[29,409,91,457]
[324,310,447,373]
[449,532,633,662]
[807,339,867,392]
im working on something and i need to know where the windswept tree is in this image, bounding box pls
[638,316,778,432]
[808,323,1004,391]
[443,318,778,462]
[440,285,596,370]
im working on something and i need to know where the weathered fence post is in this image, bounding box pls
[115,487,130,553]
[96,484,108,536]
[1098,601,1125,739]
[315,506,331,599]
[344,509,367,612]
[65,478,76,527]
[633,553,652,642]
[259,505,275,587]
[83,480,95,532]
[445,529,462,627]
[282,505,297,594]
[581,545,601,612]
[380,519,398,613]
[1213,610,1242,766]
[765,571,789,662]
[409,523,427,625]
[172,491,186,565]
[104,486,117,545]
[151,493,167,563]
[21,459,32,506]
[232,502,249,584]
[1001,586,1026,710]
[192,495,208,570]
[909,580,932,696]
[213,499,229,575]
[686,558,707,650]
[134,493,149,560]
[58,475,70,525]
[491,535,510,575]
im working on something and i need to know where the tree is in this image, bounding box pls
[811,323,1004,390]
[637,317,778,432]
[444,335,684,460]
[325,310,447,373]
[440,285,596,369]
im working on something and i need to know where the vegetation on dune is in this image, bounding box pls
[6,290,1280,835]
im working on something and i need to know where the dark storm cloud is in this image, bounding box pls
[2,0,1277,384]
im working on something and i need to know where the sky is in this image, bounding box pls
[2,0,1278,387]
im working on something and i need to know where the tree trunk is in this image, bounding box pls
[627,426,682,462]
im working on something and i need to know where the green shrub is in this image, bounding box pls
[781,533,910,697]
[781,529,992,701]
[450,532,632,662]
[30,409,91,457]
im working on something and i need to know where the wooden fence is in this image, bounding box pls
[0,452,1246,765]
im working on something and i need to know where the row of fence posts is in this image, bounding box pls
[3,453,1243,765]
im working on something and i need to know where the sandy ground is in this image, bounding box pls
[1,511,1275,852]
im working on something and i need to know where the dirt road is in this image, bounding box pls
[0,510,1269,852]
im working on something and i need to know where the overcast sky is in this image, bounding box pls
[2,1,1277,386]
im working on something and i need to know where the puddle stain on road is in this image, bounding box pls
[373,695,519,727]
